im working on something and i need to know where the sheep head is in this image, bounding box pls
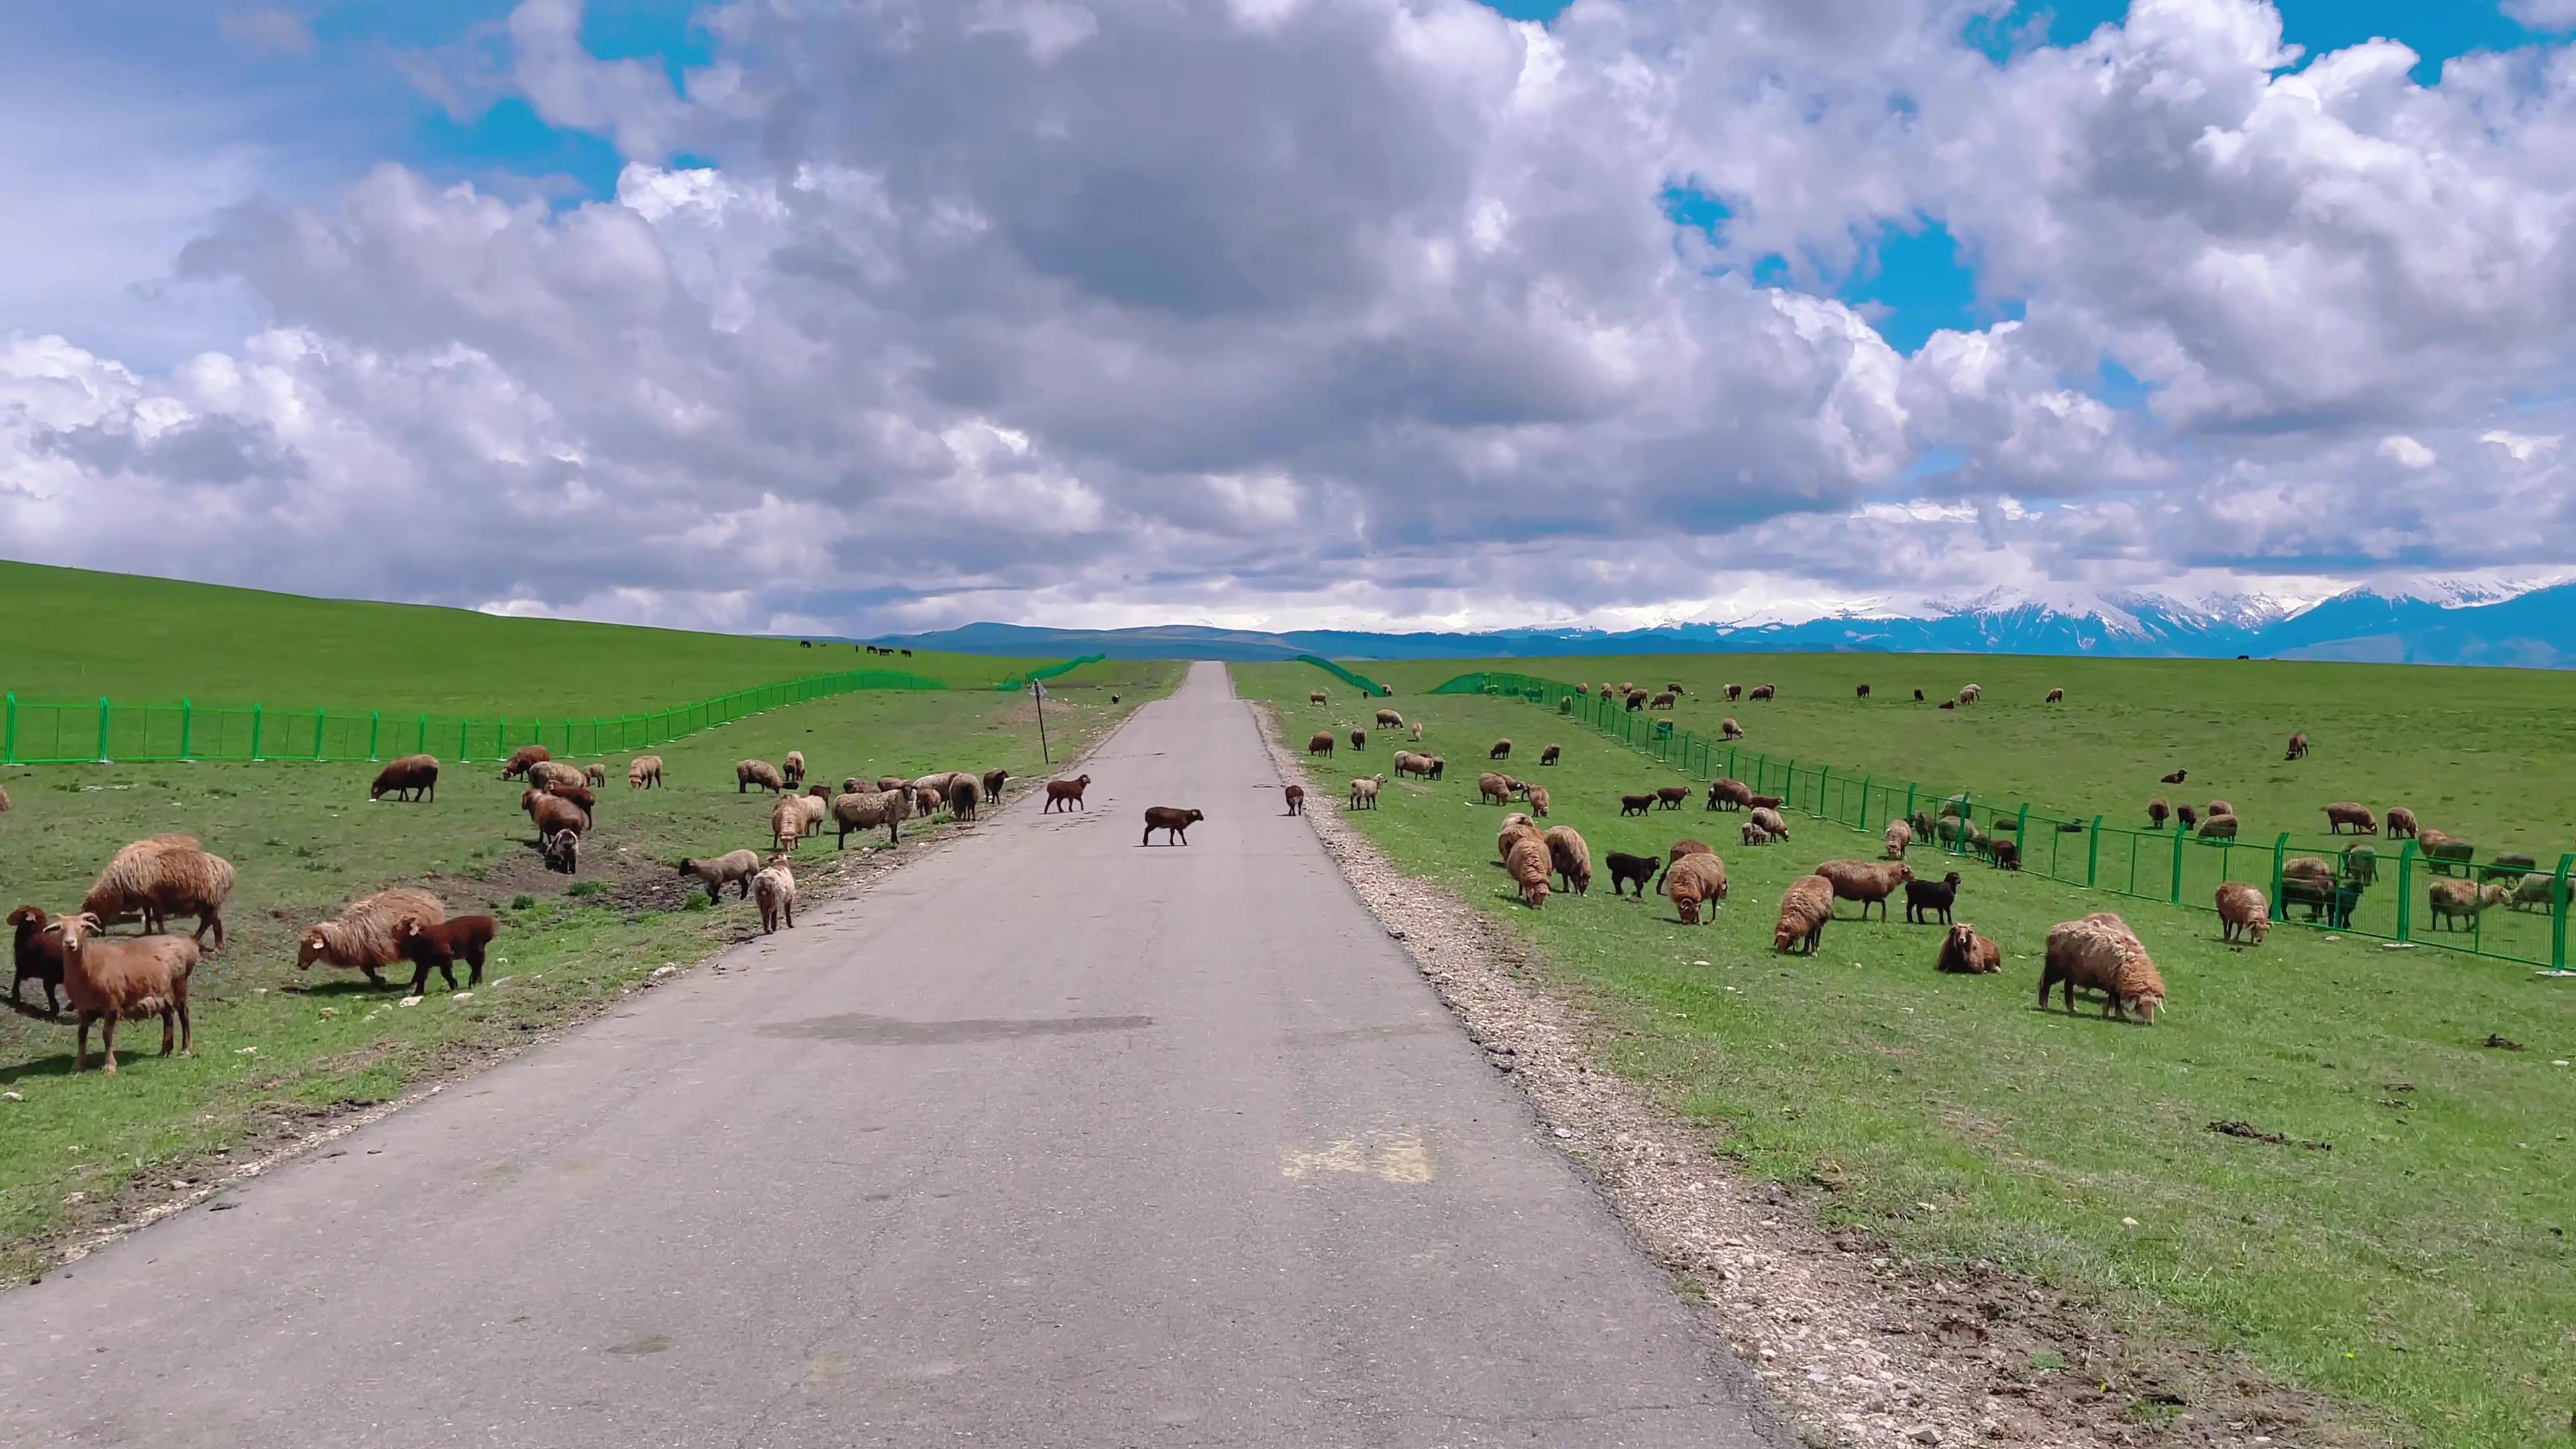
[295,928,333,970]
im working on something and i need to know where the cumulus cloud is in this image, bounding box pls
[4,0,2574,634]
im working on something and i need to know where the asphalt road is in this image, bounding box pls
[0,663,1782,1448]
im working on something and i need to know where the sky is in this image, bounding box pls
[6,0,2576,637]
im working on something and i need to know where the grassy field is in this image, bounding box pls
[0,600,1177,1279]
[1238,659,2575,1449]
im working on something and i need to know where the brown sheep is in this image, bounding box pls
[1142,806,1203,845]
[1666,853,1729,924]
[1489,739,1512,760]
[2198,814,2238,841]
[1044,775,1092,812]
[753,862,798,934]
[2177,804,2200,830]
[1718,717,1745,741]
[1773,876,1834,954]
[2285,731,2309,760]
[1392,750,1435,780]
[2147,798,2171,828]
[1855,684,1871,700]
[1813,860,1914,921]
[1619,794,1654,817]
[1283,784,1305,816]
[2045,688,2065,704]
[81,835,236,947]
[629,755,664,789]
[2282,855,2334,886]
[1723,683,1742,702]
[2205,799,2235,819]
[2428,879,2511,930]
[2385,806,2418,839]
[299,887,444,987]
[526,759,584,792]
[830,788,912,848]
[2215,883,2271,945]
[1350,729,1368,752]
[1957,684,1983,706]
[584,762,608,788]
[370,754,441,802]
[1666,682,1685,695]
[1937,922,2001,974]
[948,775,983,821]
[914,786,944,816]
[1309,691,1328,706]
[11,905,67,1014]
[1705,778,1751,812]
[543,781,597,822]
[2418,828,2474,876]
[1539,745,1561,767]
[521,790,590,842]
[2159,768,2188,785]
[2512,872,2570,912]
[1668,839,1711,868]
[1655,786,1690,811]
[2324,802,2377,835]
[394,915,498,994]
[1650,692,1677,710]
[1409,722,1424,742]
[983,768,1010,802]
[1376,708,1403,728]
[1748,793,1784,811]
[1544,826,1592,896]
[46,912,198,1074]
[542,827,579,874]
[769,796,808,853]
[499,745,551,780]
[1497,814,1543,865]
[1505,837,1553,908]
[1348,774,1387,810]
[1883,820,1913,859]
[1475,771,1514,805]
[1527,786,1551,818]
[1939,700,1955,710]
[736,759,785,794]
[677,849,761,902]
[782,750,807,788]
[1740,822,1772,847]
[1905,871,1962,924]
[1750,684,1776,701]
[1307,731,1335,758]
[873,775,906,794]
[1748,806,1788,841]
[1426,755,1448,780]
[2039,914,2164,1024]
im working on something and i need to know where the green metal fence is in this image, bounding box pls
[994,654,1108,692]
[1,668,947,768]
[1296,655,1390,698]
[1432,671,2576,975]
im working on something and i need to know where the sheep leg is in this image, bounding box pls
[362,964,388,988]
[74,1014,95,1073]
[159,1008,176,1057]
[174,997,191,1056]
[99,1016,121,1074]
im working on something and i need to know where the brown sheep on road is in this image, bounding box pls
[1045,775,1093,812]
[1142,806,1203,845]
[1283,785,1305,816]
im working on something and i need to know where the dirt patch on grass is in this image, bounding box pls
[1254,704,2374,1449]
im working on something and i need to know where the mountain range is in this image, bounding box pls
[879,576,2576,667]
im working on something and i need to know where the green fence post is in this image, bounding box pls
[1,692,13,764]
[179,699,193,761]
[1859,777,1873,832]
[2170,822,2188,904]
[2086,816,2102,887]
[368,711,381,762]
[1815,767,1829,820]
[418,714,428,755]
[1903,783,1917,826]
[2014,804,2029,859]
[2269,833,2290,920]
[96,697,111,762]
[2551,854,2573,973]
[313,708,325,761]
[497,720,508,759]
[250,704,264,761]
[2396,844,2416,942]
[460,718,471,761]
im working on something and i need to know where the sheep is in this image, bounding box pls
[45,913,199,1074]
[298,887,444,988]
[1939,700,1955,710]
[1883,820,1913,859]
[782,751,807,788]
[2207,882,2273,945]
[1409,722,1424,742]
[521,790,589,843]
[1740,822,1772,847]
[1620,794,1654,817]
[1544,825,1593,896]
[2428,879,2512,930]
[1721,718,1744,740]
[1606,853,1662,898]
[1655,786,1691,811]
[1284,784,1305,816]
[1748,806,1788,841]
[2198,799,2233,820]
[1856,684,1871,700]
[1913,689,1925,702]
[370,754,441,802]
[1625,691,1647,712]
[2284,873,2365,928]
[1813,860,1914,922]
[10,905,66,1013]
[2039,914,2165,1023]
[2176,804,2200,831]
[541,827,579,874]
[543,781,598,822]
[2479,852,2538,885]
[2159,768,2188,785]
[500,745,551,780]
[629,755,664,789]
[1044,775,1092,812]
[1937,922,2001,974]
[2198,814,2237,841]
[2385,807,2418,839]
[1497,815,1544,866]
[1650,692,1677,710]
[914,786,945,816]
[1723,684,1742,702]
[1906,871,1962,925]
[526,759,583,793]
[1666,853,1730,924]
[1774,876,1835,954]
[1349,774,1387,810]
[2512,872,2569,912]
[737,759,786,794]
[753,862,798,934]
[1990,839,2023,869]
[769,796,807,853]
[2147,798,2171,829]
[1748,793,1785,812]
[1538,745,1562,767]
[983,768,1010,802]
[1376,708,1403,728]
[1142,806,1203,845]
[1392,750,1434,780]
[584,762,607,789]
[1350,729,1368,752]
[678,850,761,902]
[1665,682,1685,696]
[1750,684,1776,702]
[1304,731,1336,759]
[2285,731,2309,760]
[0,783,7,812]
[1599,685,1616,701]
[2322,802,2377,835]
[1426,755,1448,780]
[1932,814,1985,854]
[81,835,235,947]
[947,775,984,821]
[1527,786,1551,818]
[875,775,908,794]
[1668,840,1711,870]
[1957,684,1982,706]
[394,915,498,994]
[2341,845,2379,885]
[1489,739,1512,760]
[1705,778,1751,812]
[2418,829,2475,876]
[1505,837,1554,909]
[2045,688,2065,704]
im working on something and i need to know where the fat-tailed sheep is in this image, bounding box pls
[2039,914,2164,1024]
[2385,807,2418,839]
[526,759,584,793]
[298,887,444,988]
[1666,853,1729,924]
[2418,828,2474,876]
[81,835,235,947]
[1497,814,1544,866]
[769,796,808,853]
[45,912,198,1074]
[1619,794,1654,817]
[829,789,911,848]
[1937,922,2001,974]
[1310,691,1328,705]
[1393,750,1435,780]
[737,759,785,794]
[370,755,440,802]
[1409,722,1424,742]
[1813,860,1914,922]
[2215,883,2270,945]
[678,849,761,902]
[1348,774,1387,810]
[1283,784,1305,816]
[2512,872,2570,912]
[983,768,1010,802]
[2198,814,2238,841]
[542,827,579,874]
[1142,806,1203,845]
[2428,878,2511,930]
[394,915,498,994]
[1774,876,1834,954]
[629,755,664,789]
[1544,826,1592,896]
[2176,804,2200,830]
[584,762,607,788]
[1655,786,1690,811]
[1855,684,1871,700]
[1748,806,1788,841]
[1750,684,1776,701]
[2322,802,2376,835]
[521,789,589,843]
[1607,853,1660,898]
[1505,837,1553,909]
[2147,798,2171,829]
[1307,732,1334,758]
[1044,775,1092,811]
[1376,708,1403,729]
[1740,822,1772,846]
[1718,718,1743,741]
[947,775,983,821]
[2479,852,2537,885]
[1884,820,1913,859]
[1539,745,1561,766]
[754,861,798,933]
[2285,731,2308,760]
[1489,739,1512,760]
[782,751,806,788]
[500,745,551,780]
[1705,779,1751,812]
[1527,786,1550,818]
[1349,729,1367,752]
[2045,688,2065,704]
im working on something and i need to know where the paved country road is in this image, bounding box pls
[0,663,1784,1448]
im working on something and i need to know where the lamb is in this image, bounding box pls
[1939,700,1955,710]
[1527,786,1550,818]
[1044,775,1092,812]
[541,827,579,874]
[2285,731,2309,760]
[2045,688,2065,704]
[1705,778,1752,811]
[1348,774,1387,810]
[1307,731,1335,758]
[1426,756,1448,780]
[521,789,589,842]
[678,850,762,902]
[1392,750,1434,780]
[1410,722,1424,742]
[769,796,807,853]
[2324,802,2377,835]
[1283,785,1305,816]
[527,759,584,792]
[737,759,786,794]
[1883,820,1913,859]
[1905,871,1962,925]
[1773,876,1835,954]
[1505,837,1554,908]
[2428,879,2512,930]
[915,786,945,816]
[81,835,236,946]
[1990,839,2023,869]
[947,775,983,821]
[1721,684,1740,701]
[2418,829,2474,876]
[2147,798,2171,829]
[2159,768,2188,784]
[2385,807,2418,839]
[10,905,66,1013]
[782,750,807,788]
[1666,853,1729,924]
[1748,793,1785,811]
[1721,718,1743,740]
[1543,825,1592,896]
[1497,814,1544,865]
[1539,745,1562,767]
[1349,729,1368,752]
[1813,860,1914,922]
[393,915,498,994]
[1376,708,1404,728]
[1748,806,1788,841]
[629,755,664,789]
[2198,814,2237,841]
[753,862,798,934]
[1655,786,1690,811]
[982,768,1010,802]
[297,887,444,988]
[1855,684,1871,700]
[44,913,198,1074]
[1740,822,1772,846]
[500,745,552,780]
[1913,690,1925,702]
[2212,882,2270,945]
[370,754,441,802]
[1489,739,1512,760]
[2039,914,2164,1024]
[2512,872,2569,912]
[1606,853,1662,898]
[1937,922,2001,974]
[543,782,597,823]
[2176,804,2200,830]
[1957,684,1982,706]
[1619,794,1654,817]
[584,762,607,788]
[1142,806,1204,845]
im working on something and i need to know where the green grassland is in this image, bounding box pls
[1238,659,2575,1449]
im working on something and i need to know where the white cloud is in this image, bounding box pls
[2378,435,2436,469]
[217,8,317,58]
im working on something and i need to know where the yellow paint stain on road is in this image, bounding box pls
[1279,1132,1432,1184]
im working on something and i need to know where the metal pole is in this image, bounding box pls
[2086,816,2102,888]
[1032,680,1051,764]
[97,697,111,762]
[179,699,193,761]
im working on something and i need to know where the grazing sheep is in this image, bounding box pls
[1722,684,1741,702]
[1855,684,1871,700]
[2478,852,2540,888]
[584,762,607,788]
[1606,853,1662,898]
[1813,860,1914,922]
[1625,691,1647,712]
[1044,775,1093,812]
[1142,806,1204,845]
[983,768,1010,802]
[2159,768,2188,785]
[2285,731,2308,760]
[1705,778,1752,812]
[1650,692,1677,710]
[2201,799,2234,820]
[2512,872,2569,912]
[1721,718,1744,740]
[1750,684,1776,702]
[2214,883,2270,945]
[394,915,498,994]
[1913,689,1925,702]
[678,850,762,902]
[1774,876,1835,955]
[1393,750,1434,780]
[541,827,578,874]
[2147,798,2171,829]
[1620,794,1654,817]
[521,790,589,843]
[2039,914,2165,1024]
[1350,729,1368,752]
[1544,826,1593,896]
[500,745,552,780]
[2196,812,2236,841]
[1906,871,1963,925]
[81,835,235,947]
[1376,708,1403,728]
[1426,756,1447,781]
[873,775,906,794]
[1599,685,1616,701]
[45,913,198,1074]
[1937,922,2002,975]
[2045,688,2065,704]
[1489,739,1512,760]
[1666,853,1730,924]
[1309,691,1328,706]
[2284,874,2365,928]
[1990,839,2023,869]
[824,788,911,849]
[753,862,798,934]
[2428,878,2512,930]
[1884,820,1913,859]
[2177,804,2200,830]
[629,755,664,789]
[1933,815,1985,854]
[1527,786,1550,818]
[298,887,444,988]
[1749,806,1788,841]
[1410,722,1424,742]
[370,754,441,802]
[2385,807,2418,839]
[1740,822,1772,847]
[769,796,807,853]
[1477,771,1517,806]
[1505,838,1554,908]
[782,751,807,788]
[947,776,983,821]
[1655,786,1690,811]
[1306,731,1335,759]
[1348,774,1387,810]
[1939,700,1955,710]
[1957,684,1982,706]
[737,759,786,794]
[2323,802,2377,835]
[10,905,66,1013]
[1665,682,1685,696]
[914,786,945,816]
[2418,829,2475,876]
[525,759,583,794]
[2284,855,2334,885]
[2341,845,2379,885]
[1497,814,1543,865]
[1283,784,1305,816]
[1539,745,1562,767]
